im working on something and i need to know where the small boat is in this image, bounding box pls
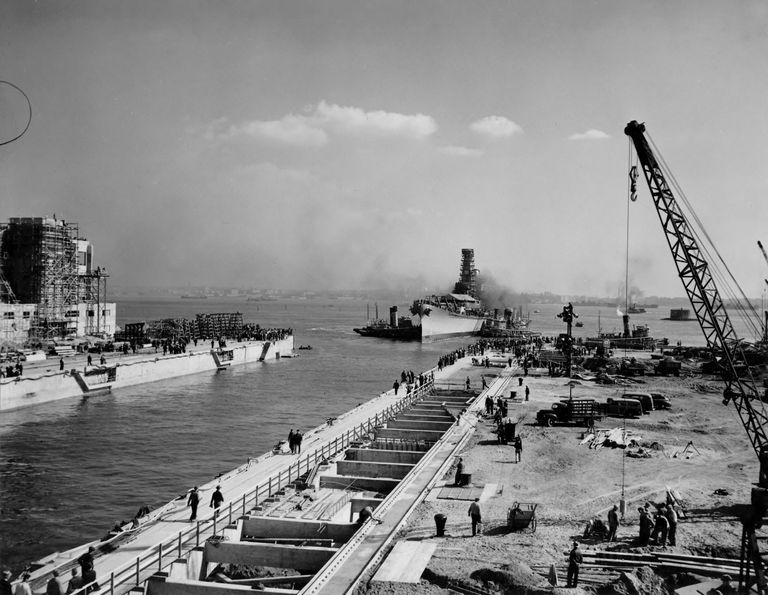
[574,321,584,328]
[298,345,313,350]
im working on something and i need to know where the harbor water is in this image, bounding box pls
[0,297,760,570]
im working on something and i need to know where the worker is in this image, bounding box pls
[651,507,669,546]
[467,498,482,536]
[638,507,652,546]
[566,541,583,588]
[607,504,619,542]
[454,457,464,486]
[666,504,678,546]
[357,506,381,525]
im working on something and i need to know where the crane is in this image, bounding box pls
[625,120,768,592]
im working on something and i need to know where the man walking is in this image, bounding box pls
[210,485,224,511]
[514,436,523,463]
[187,487,200,521]
[607,504,619,542]
[567,541,583,588]
[468,498,482,536]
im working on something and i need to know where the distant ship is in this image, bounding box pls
[627,303,646,314]
[180,294,208,299]
[356,249,522,342]
[663,308,694,321]
[585,312,658,350]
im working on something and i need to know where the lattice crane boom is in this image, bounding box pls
[624,120,768,482]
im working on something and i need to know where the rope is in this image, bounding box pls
[0,80,32,146]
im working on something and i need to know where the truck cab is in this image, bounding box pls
[536,397,604,427]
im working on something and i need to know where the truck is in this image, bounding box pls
[536,397,605,427]
[655,356,681,376]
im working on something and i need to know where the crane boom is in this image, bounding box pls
[624,120,768,480]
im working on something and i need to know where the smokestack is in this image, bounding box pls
[623,314,630,338]
[390,306,398,327]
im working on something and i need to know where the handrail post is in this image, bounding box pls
[242,494,246,516]
[213,515,217,536]
[110,571,114,594]
[158,542,163,570]
[196,522,200,547]
[178,530,182,557]
[135,557,140,586]
[228,502,232,524]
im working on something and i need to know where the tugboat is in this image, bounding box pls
[585,312,657,350]
[353,306,421,341]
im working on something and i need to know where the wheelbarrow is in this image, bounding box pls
[507,502,538,533]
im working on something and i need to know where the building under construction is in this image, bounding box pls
[0,217,116,344]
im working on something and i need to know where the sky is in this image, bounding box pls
[1,0,767,298]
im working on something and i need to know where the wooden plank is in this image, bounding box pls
[372,542,436,583]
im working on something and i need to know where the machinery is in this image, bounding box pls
[625,120,768,592]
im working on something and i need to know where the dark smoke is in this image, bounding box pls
[476,271,519,311]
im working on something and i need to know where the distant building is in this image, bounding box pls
[0,216,116,343]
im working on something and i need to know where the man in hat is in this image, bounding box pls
[567,541,583,588]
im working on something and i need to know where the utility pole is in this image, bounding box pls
[557,302,577,377]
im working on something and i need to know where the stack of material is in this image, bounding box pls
[145,317,195,339]
[580,428,642,450]
[195,312,244,338]
[571,549,741,577]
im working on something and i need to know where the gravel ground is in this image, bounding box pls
[357,363,755,594]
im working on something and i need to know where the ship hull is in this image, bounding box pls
[416,307,485,342]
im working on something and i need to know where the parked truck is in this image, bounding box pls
[536,397,605,427]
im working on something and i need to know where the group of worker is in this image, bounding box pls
[582,500,679,548]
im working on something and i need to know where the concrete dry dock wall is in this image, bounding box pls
[0,337,293,411]
[344,449,425,464]
[375,427,445,441]
[318,476,400,493]
[146,575,275,595]
[203,541,336,571]
[241,518,357,542]
[385,419,454,431]
[336,460,414,480]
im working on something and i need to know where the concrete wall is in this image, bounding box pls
[345,449,425,464]
[0,337,293,411]
[203,541,336,571]
[336,460,414,480]
[319,475,400,493]
[146,575,264,595]
[375,428,445,441]
[241,517,356,542]
[386,420,454,431]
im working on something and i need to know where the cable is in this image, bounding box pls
[0,80,32,146]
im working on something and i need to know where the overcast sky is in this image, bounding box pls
[1,0,766,297]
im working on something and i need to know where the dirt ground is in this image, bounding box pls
[360,360,757,594]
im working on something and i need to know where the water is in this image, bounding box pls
[0,297,465,571]
[0,296,761,570]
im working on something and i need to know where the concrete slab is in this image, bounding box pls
[371,541,436,583]
[436,486,485,500]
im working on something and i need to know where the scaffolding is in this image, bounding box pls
[0,217,109,339]
[454,248,478,298]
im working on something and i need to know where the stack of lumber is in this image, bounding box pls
[572,549,741,577]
